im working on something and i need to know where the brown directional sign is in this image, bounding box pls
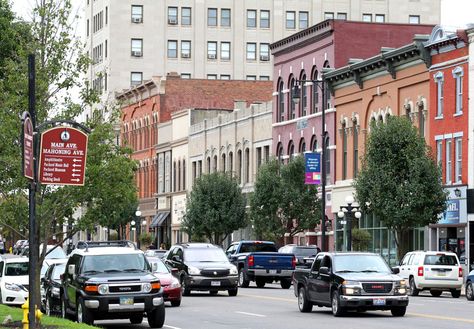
[22,115,34,179]
[38,126,88,186]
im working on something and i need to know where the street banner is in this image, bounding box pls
[305,152,321,185]
[22,113,34,179]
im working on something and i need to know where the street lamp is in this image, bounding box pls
[131,219,136,245]
[337,195,362,251]
[292,77,328,251]
[135,208,142,249]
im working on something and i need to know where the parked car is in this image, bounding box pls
[145,250,168,259]
[293,252,409,317]
[465,269,474,301]
[147,256,182,306]
[13,240,27,255]
[41,261,67,316]
[278,244,321,267]
[398,251,463,298]
[226,240,296,289]
[165,243,238,296]
[0,257,29,305]
[21,244,67,259]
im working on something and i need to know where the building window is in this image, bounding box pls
[455,138,462,183]
[299,11,309,29]
[228,152,233,175]
[289,78,296,119]
[237,150,242,183]
[362,14,372,22]
[105,39,107,58]
[375,14,385,22]
[286,11,296,29]
[246,43,256,60]
[208,8,217,26]
[260,43,270,61]
[342,123,347,180]
[182,7,191,25]
[221,154,226,172]
[312,69,319,114]
[192,162,197,183]
[436,140,442,167]
[264,146,270,163]
[276,143,284,163]
[260,76,270,80]
[247,9,256,28]
[446,139,452,184]
[167,40,177,58]
[311,135,318,152]
[87,19,89,36]
[130,72,142,86]
[418,102,425,137]
[245,148,250,183]
[256,147,262,169]
[260,10,270,28]
[181,73,191,79]
[221,8,231,27]
[105,6,108,25]
[168,7,178,25]
[131,5,143,23]
[213,155,218,172]
[288,141,295,161]
[301,74,307,116]
[246,75,257,80]
[453,67,463,115]
[207,157,211,174]
[221,42,230,60]
[181,40,191,58]
[353,125,358,177]
[278,80,285,122]
[325,137,331,184]
[434,72,444,117]
[131,39,143,57]
[409,15,420,24]
[207,74,217,80]
[207,41,217,59]
[182,160,186,190]
[299,138,306,153]
[324,12,334,19]
[220,74,230,80]
[337,12,347,20]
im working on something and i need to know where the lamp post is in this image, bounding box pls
[135,208,142,249]
[131,219,137,245]
[292,77,328,251]
[337,195,362,251]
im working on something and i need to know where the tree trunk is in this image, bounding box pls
[395,229,410,262]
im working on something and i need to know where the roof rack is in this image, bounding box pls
[76,240,137,252]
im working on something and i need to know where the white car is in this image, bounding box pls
[398,251,463,298]
[0,257,29,305]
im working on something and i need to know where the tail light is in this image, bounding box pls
[417,266,424,277]
[459,267,463,278]
[291,256,296,269]
[248,255,254,267]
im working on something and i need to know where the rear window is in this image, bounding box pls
[240,243,277,253]
[424,254,458,266]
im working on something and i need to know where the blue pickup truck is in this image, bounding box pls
[225,241,296,289]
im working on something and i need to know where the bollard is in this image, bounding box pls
[21,299,43,329]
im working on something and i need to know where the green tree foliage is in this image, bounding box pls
[351,228,371,252]
[182,172,247,245]
[354,116,447,259]
[250,157,321,242]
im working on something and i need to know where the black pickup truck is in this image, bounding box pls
[292,252,409,317]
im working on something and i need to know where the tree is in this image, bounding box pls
[351,229,371,252]
[353,116,447,259]
[250,157,321,242]
[182,172,247,245]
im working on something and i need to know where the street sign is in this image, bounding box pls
[305,152,321,185]
[22,114,34,179]
[38,126,88,186]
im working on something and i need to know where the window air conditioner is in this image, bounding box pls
[132,17,143,23]
[208,53,216,59]
[131,51,143,57]
[260,55,269,61]
[182,53,190,58]
[168,18,178,25]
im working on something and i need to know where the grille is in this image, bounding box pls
[108,285,141,293]
[200,269,230,277]
[362,282,392,294]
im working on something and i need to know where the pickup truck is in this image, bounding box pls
[225,241,296,289]
[293,252,409,317]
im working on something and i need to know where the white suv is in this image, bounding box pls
[398,251,463,298]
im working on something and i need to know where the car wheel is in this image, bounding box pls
[430,290,442,297]
[450,289,461,298]
[171,300,181,307]
[147,303,165,328]
[130,314,143,324]
[409,277,419,296]
[256,278,266,288]
[298,287,312,313]
[331,290,345,317]
[391,306,407,317]
[228,287,238,297]
[238,268,250,288]
[77,297,94,325]
[180,276,191,296]
[466,282,474,301]
[280,278,292,289]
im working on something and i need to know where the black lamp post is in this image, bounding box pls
[134,208,142,249]
[337,195,362,251]
[292,77,328,251]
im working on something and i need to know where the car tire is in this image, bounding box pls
[298,287,313,313]
[147,303,166,328]
[170,300,181,307]
[430,290,442,297]
[256,278,266,288]
[409,277,419,296]
[238,268,250,288]
[180,276,191,296]
[130,314,143,324]
[331,290,345,317]
[450,289,461,298]
[228,287,238,297]
[77,297,94,325]
[466,282,474,301]
[280,278,292,289]
[391,306,407,317]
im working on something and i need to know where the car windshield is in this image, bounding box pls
[239,243,277,253]
[184,248,228,262]
[82,254,149,273]
[292,247,319,257]
[152,260,170,274]
[334,255,391,273]
[424,254,458,266]
[5,262,29,276]
[46,247,66,259]
[52,264,65,280]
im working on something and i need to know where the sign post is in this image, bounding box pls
[304,152,321,185]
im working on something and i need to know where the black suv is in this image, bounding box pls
[61,241,165,327]
[165,243,238,296]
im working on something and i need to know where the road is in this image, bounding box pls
[96,283,474,329]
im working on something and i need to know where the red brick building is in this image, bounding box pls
[117,75,272,245]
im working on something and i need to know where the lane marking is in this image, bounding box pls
[164,325,183,329]
[408,312,474,324]
[235,311,266,317]
[239,294,294,302]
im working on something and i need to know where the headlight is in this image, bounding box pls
[52,287,60,297]
[394,280,407,295]
[342,280,361,295]
[98,284,109,295]
[229,266,238,275]
[169,278,181,289]
[188,266,200,275]
[398,280,407,287]
[5,283,21,292]
[142,282,152,293]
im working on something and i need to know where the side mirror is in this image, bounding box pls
[68,264,75,275]
[392,267,400,274]
[319,266,329,275]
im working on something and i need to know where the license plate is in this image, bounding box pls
[437,271,446,276]
[269,270,277,274]
[120,297,134,305]
[211,281,221,287]
[373,298,386,306]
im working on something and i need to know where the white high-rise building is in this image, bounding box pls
[84,0,440,114]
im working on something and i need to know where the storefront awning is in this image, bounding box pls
[150,211,170,228]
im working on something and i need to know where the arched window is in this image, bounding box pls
[300,72,307,117]
[237,150,243,184]
[207,156,211,174]
[353,124,358,178]
[325,137,331,184]
[278,80,285,122]
[245,148,250,183]
[288,141,295,161]
[288,76,296,119]
[213,155,218,172]
[342,122,347,180]
[276,143,284,163]
[311,135,318,152]
[299,138,306,153]
[182,160,186,190]
[177,160,181,191]
[323,61,331,108]
[418,101,425,137]
[228,152,234,175]
[311,67,319,114]
[221,153,226,172]
[173,161,177,192]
